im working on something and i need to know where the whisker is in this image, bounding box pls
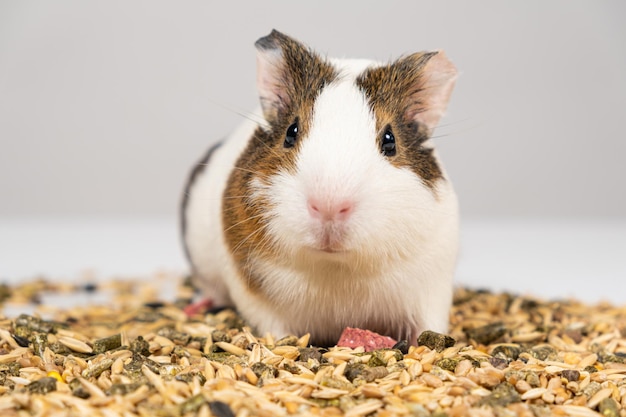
[231,166,270,177]
[249,227,274,259]
[223,212,266,234]
[435,117,473,130]
[204,98,284,161]
[431,118,481,140]
[248,135,284,160]
[192,162,271,180]
[211,99,282,159]
[207,98,268,128]
[238,224,276,290]
[180,189,252,203]
[232,223,267,254]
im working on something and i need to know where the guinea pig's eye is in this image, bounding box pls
[381,127,396,157]
[284,120,299,148]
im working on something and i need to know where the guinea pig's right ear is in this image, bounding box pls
[255,30,295,122]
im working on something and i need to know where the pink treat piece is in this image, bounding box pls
[183,298,214,317]
[337,327,397,352]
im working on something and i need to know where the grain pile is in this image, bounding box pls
[1,276,626,417]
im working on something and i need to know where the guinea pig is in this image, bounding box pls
[181,29,459,346]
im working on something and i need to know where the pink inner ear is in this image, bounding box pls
[411,51,457,131]
[256,49,290,119]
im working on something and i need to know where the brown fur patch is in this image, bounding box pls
[222,31,337,294]
[356,53,444,189]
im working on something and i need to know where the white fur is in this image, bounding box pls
[184,59,459,344]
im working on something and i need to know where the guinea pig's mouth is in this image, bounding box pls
[314,247,346,254]
[305,240,349,255]
[308,226,349,254]
[308,239,348,255]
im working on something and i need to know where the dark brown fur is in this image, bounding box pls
[356,53,444,189]
[222,31,337,294]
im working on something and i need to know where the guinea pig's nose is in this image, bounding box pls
[307,198,354,222]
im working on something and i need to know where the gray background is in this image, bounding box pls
[1,0,625,219]
[0,1,625,306]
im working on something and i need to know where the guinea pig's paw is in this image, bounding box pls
[183,298,214,317]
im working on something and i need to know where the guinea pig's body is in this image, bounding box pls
[182,30,459,346]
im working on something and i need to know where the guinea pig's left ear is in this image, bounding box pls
[255,30,293,121]
[254,30,335,123]
[406,51,457,132]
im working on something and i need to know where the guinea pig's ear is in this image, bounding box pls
[255,30,298,122]
[254,30,335,123]
[405,51,457,132]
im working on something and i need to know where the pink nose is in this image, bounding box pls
[307,198,354,222]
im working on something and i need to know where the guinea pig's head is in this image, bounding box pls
[225,30,458,275]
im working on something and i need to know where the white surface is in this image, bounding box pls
[456,218,626,304]
[0,217,187,282]
[1,217,625,304]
